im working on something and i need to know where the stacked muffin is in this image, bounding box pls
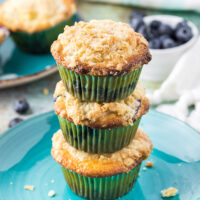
[51,20,153,199]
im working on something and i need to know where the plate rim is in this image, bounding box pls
[0,65,57,89]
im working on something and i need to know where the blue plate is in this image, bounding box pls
[0,8,80,89]
[0,37,57,89]
[0,109,200,200]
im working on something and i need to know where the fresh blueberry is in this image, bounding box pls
[9,118,23,128]
[159,35,170,41]
[137,25,148,40]
[146,26,157,40]
[175,21,188,30]
[175,26,193,42]
[158,24,173,36]
[150,20,162,30]
[130,11,146,19]
[161,37,176,49]
[149,38,161,49]
[14,98,30,114]
[131,17,145,31]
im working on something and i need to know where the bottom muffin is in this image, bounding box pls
[51,129,153,199]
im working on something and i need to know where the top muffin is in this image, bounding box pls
[0,0,76,33]
[51,20,151,76]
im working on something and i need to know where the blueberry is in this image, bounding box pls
[146,26,157,40]
[150,20,162,30]
[175,21,188,30]
[158,24,173,36]
[130,11,146,20]
[131,17,145,31]
[159,35,170,41]
[149,38,161,49]
[9,118,23,128]
[175,26,193,42]
[14,98,30,114]
[161,37,176,49]
[137,25,149,40]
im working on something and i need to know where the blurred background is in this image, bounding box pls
[0,0,200,134]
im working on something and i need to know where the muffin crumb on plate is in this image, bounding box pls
[24,185,35,191]
[145,161,154,168]
[48,190,56,197]
[161,187,178,197]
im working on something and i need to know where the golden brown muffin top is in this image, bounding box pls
[0,0,76,33]
[51,20,151,76]
[52,129,153,177]
[54,81,150,129]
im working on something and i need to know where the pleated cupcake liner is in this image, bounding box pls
[58,64,142,103]
[62,164,141,200]
[58,115,141,154]
[11,14,78,54]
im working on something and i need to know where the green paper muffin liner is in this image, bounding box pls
[11,14,78,54]
[62,164,141,200]
[58,116,141,154]
[58,64,143,103]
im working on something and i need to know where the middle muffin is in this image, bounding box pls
[54,81,149,154]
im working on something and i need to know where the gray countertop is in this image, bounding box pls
[0,73,60,134]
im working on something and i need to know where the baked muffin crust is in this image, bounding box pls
[54,81,150,128]
[51,129,153,177]
[0,0,76,33]
[51,20,151,76]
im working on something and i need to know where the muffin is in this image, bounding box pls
[54,81,150,153]
[51,20,151,102]
[0,0,76,53]
[51,128,153,199]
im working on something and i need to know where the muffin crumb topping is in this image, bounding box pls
[51,128,153,177]
[0,0,76,33]
[54,81,149,128]
[51,20,151,76]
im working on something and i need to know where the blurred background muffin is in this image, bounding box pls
[0,0,77,54]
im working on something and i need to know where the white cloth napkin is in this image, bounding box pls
[149,37,200,132]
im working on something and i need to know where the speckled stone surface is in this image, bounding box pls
[0,73,60,134]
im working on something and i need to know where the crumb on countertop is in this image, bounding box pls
[48,190,56,197]
[142,167,147,171]
[161,187,178,198]
[145,161,154,168]
[24,185,35,191]
[178,163,182,167]
[43,88,49,95]
[51,179,55,183]
[10,182,13,185]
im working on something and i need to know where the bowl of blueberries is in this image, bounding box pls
[130,12,199,82]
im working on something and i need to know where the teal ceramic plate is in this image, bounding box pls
[0,109,200,200]
[0,37,57,89]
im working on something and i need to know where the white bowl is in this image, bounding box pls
[141,15,199,82]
